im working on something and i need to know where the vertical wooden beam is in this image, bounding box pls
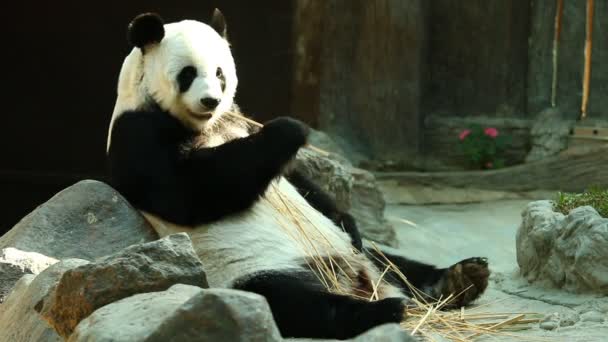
[551,0,564,107]
[581,0,594,120]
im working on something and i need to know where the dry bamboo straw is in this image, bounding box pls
[551,0,564,107]
[581,0,594,120]
[225,111,331,156]
[262,172,542,341]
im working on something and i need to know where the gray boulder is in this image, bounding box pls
[0,248,58,303]
[70,285,282,342]
[145,288,282,342]
[37,233,208,339]
[516,200,608,293]
[69,284,204,342]
[0,180,158,261]
[353,323,416,341]
[295,148,397,247]
[525,107,574,163]
[287,323,416,342]
[0,259,89,342]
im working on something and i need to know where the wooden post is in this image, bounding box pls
[551,0,564,107]
[581,0,594,120]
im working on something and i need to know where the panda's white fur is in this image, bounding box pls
[107,16,404,299]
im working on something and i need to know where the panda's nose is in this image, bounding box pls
[200,97,220,109]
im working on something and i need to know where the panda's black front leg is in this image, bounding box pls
[234,271,406,339]
[286,168,363,251]
[184,117,309,223]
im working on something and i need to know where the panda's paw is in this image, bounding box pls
[262,117,310,150]
[440,257,490,308]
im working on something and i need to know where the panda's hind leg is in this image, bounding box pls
[365,246,490,309]
[233,270,406,339]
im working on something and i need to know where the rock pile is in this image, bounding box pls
[0,180,412,341]
[516,200,608,294]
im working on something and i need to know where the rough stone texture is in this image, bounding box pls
[69,284,203,342]
[146,288,282,342]
[295,148,397,246]
[376,145,608,193]
[580,311,605,323]
[0,259,89,342]
[525,107,575,163]
[0,180,158,260]
[70,285,282,342]
[516,200,608,294]
[0,247,58,303]
[353,323,416,341]
[38,233,208,339]
[378,181,555,205]
[528,1,608,121]
[287,323,416,342]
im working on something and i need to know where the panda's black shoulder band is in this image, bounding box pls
[128,13,165,49]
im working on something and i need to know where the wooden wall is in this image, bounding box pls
[1,1,295,232]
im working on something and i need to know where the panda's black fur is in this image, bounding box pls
[106,10,490,340]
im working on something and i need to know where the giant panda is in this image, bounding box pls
[106,9,490,340]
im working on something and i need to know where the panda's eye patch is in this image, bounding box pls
[216,67,226,92]
[177,66,197,93]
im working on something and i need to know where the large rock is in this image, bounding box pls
[288,323,416,342]
[70,285,282,342]
[295,148,397,246]
[145,288,282,342]
[37,233,208,339]
[0,180,158,260]
[516,200,608,293]
[353,323,416,342]
[0,248,58,303]
[0,259,89,342]
[69,284,203,342]
[525,107,574,162]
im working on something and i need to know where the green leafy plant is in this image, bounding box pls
[457,124,510,170]
[555,186,608,217]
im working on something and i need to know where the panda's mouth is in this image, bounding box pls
[189,111,213,120]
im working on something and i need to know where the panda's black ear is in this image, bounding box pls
[128,13,165,49]
[210,8,227,38]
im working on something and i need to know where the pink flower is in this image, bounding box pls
[484,127,499,138]
[459,129,471,141]
[485,162,493,169]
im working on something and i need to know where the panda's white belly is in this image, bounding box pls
[143,177,356,288]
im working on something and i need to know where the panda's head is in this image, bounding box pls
[122,9,237,131]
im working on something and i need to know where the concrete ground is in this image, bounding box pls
[386,199,608,341]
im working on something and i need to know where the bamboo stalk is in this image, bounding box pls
[411,307,434,336]
[581,0,594,120]
[465,314,525,339]
[551,0,564,107]
[225,111,331,156]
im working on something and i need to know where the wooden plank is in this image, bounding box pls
[375,146,608,192]
[572,126,608,137]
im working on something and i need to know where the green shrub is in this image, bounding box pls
[555,186,608,218]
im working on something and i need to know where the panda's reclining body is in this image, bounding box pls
[106,9,490,339]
